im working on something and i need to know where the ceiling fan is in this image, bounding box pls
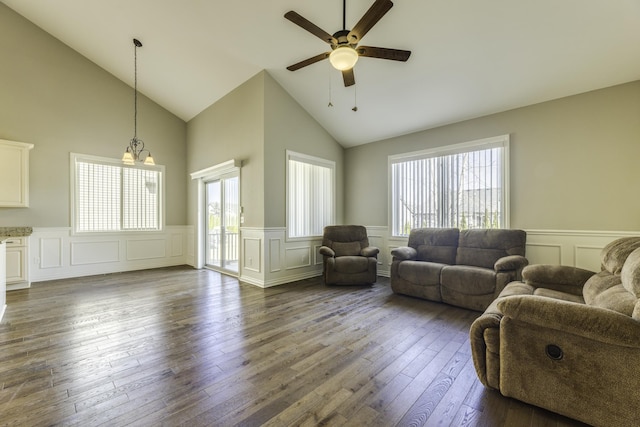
[284,0,411,87]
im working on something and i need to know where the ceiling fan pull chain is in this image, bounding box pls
[352,84,358,112]
[328,67,334,107]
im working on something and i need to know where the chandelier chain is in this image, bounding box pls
[122,38,154,165]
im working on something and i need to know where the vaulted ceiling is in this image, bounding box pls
[3,0,640,147]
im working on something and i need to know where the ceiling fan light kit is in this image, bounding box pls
[329,46,359,71]
[285,0,411,87]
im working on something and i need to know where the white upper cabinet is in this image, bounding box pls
[0,139,34,207]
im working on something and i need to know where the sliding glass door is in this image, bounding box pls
[205,171,239,274]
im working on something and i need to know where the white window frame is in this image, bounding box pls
[286,150,336,240]
[388,134,510,237]
[70,153,165,234]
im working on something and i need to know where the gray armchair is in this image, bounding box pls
[319,225,379,285]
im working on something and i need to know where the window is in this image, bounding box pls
[389,135,509,237]
[286,151,335,239]
[71,153,164,233]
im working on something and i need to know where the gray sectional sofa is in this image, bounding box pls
[390,228,528,311]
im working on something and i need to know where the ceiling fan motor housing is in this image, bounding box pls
[331,29,357,49]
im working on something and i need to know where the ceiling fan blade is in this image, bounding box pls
[342,68,355,87]
[357,46,411,62]
[286,52,330,71]
[284,11,336,44]
[348,0,393,43]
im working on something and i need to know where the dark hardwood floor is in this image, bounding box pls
[0,266,589,426]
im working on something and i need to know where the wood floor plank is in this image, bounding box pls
[0,266,591,426]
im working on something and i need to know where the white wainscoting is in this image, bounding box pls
[29,226,194,283]
[239,227,323,288]
[525,230,640,271]
[369,227,640,277]
[33,225,633,286]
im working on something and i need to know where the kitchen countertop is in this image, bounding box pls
[0,226,33,242]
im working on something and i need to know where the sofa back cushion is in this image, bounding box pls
[583,271,637,316]
[456,229,526,269]
[621,247,640,298]
[601,237,640,275]
[408,228,459,264]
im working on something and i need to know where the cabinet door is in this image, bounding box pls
[6,247,26,283]
[0,139,34,207]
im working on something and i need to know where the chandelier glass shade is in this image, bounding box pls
[329,45,359,71]
[122,138,154,165]
[122,38,154,166]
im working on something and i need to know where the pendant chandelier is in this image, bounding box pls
[122,38,155,165]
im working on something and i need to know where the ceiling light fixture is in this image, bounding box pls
[122,38,154,166]
[329,45,359,71]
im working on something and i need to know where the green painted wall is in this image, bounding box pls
[0,3,187,227]
[186,71,343,229]
[345,81,640,231]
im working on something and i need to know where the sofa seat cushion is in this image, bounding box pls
[496,281,583,303]
[333,256,370,274]
[533,288,584,304]
[441,265,497,295]
[397,260,445,286]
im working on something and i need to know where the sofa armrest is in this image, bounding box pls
[494,255,528,272]
[498,295,640,347]
[469,309,503,389]
[390,246,417,261]
[522,264,596,292]
[361,246,379,257]
[319,246,335,257]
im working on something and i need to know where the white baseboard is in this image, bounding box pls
[6,281,30,291]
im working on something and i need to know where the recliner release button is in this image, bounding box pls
[545,344,563,360]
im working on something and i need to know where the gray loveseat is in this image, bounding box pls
[470,237,640,427]
[390,228,528,311]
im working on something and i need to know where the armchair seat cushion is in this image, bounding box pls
[332,256,370,274]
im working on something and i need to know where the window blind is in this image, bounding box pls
[72,154,163,233]
[287,152,335,239]
[390,136,508,236]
